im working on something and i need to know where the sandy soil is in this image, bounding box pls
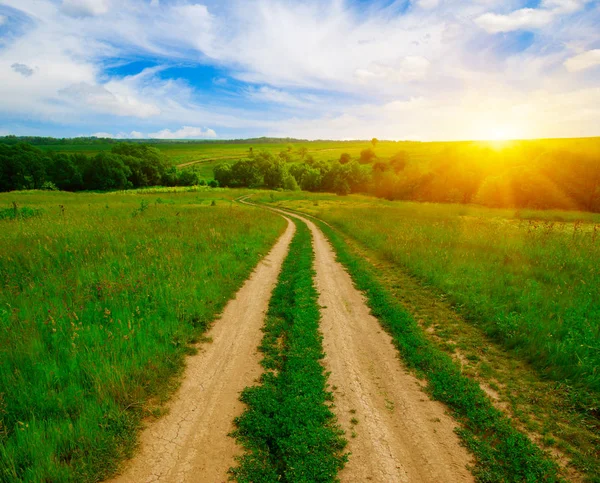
[275,208,475,483]
[108,218,295,483]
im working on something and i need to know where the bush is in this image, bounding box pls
[359,148,376,164]
[41,181,58,191]
[177,170,199,187]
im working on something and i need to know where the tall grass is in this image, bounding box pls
[0,190,285,482]
[260,195,600,397]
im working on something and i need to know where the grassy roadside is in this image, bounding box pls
[301,216,563,482]
[0,191,285,483]
[261,198,600,480]
[261,196,600,398]
[230,219,348,482]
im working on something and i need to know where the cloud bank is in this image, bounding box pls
[0,0,598,140]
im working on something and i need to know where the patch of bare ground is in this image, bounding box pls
[341,231,598,482]
[107,219,295,483]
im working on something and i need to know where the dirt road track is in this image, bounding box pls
[267,205,474,483]
[108,218,295,483]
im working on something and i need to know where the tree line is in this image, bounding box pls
[214,150,371,196]
[2,138,599,212]
[0,143,202,192]
[214,140,600,212]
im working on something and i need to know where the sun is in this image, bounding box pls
[487,128,511,141]
[473,122,523,144]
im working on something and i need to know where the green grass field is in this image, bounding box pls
[258,192,600,394]
[1,178,599,481]
[0,189,285,482]
[255,192,600,479]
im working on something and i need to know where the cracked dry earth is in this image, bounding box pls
[108,218,295,483]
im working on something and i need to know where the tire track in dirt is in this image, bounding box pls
[108,218,295,483]
[257,203,474,483]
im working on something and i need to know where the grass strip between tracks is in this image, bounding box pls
[314,219,563,483]
[230,219,348,483]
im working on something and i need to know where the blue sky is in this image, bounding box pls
[0,0,599,140]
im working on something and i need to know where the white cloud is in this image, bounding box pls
[59,82,160,118]
[245,86,321,108]
[475,0,592,33]
[542,0,589,14]
[264,86,600,141]
[0,15,6,26]
[92,130,145,138]
[475,9,554,33]
[415,0,440,9]
[0,0,599,140]
[565,49,600,72]
[355,56,431,84]
[148,126,217,139]
[61,0,110,17]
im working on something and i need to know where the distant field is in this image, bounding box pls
[257,192,600,394]
[36,138,600,190]
[0,189,284,482]
[35,140,453,164]
[37,140,398,170]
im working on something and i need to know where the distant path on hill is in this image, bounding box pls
[108,218,295,483]
[177,155,240,168]
[242,198,474,483]
[176,148,345,169]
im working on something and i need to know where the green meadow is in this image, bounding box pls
[259,192,600,395]
[0,189,284,482]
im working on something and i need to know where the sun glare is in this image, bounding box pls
[472,121,524,144]
[487,129,511,141]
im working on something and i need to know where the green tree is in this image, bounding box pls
[359,148,376,164]
[389,151,408,172]
[112,143,169,186]
[283,173,300,191]
[177,169,200,187]
[339,153,351,164]
[334,177,350,196]
[298,146,308,159]
[300,167,322,191]
[83,153,131,191]
[229,160,263,187]
[264,161,287,189]
[214,163,233,187]
[48,153,83,191]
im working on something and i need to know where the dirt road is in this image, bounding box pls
[110,198,474,483]
[108,218,295,483]
[268,206,474,483]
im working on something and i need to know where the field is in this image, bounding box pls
[256,191,600,478]
[37,140,427,164]
[0,189,285,482]
[1,172,599,481]
[259,191,600,390]
[37,137,600,180]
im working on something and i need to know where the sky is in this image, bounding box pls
[0,0,599,141]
